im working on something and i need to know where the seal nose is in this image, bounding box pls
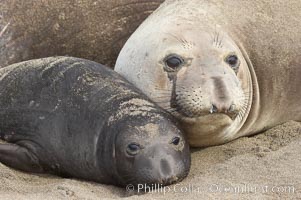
[209,76,238,117]
[159,159,180,185]
[145,147,182,185]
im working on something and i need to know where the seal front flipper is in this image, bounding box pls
[0,143,43,173]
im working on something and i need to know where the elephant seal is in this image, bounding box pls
[0,0,164,68]
[0,57,190,186]
[115,0,301,147]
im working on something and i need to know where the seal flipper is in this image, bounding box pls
[0,143,44,173]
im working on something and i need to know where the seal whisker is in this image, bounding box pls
[154,88,172,92]
[152,96,171,99]
[0,22,10,38]
[154,91,172,94]
[153,90,172,94]
[168,108,180,113]
[162,32,193,49]
[153,93,172,96]
[151,99,172,103]
[212,30,224,48]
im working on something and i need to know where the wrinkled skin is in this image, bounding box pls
[0,0,164,68]
[0,57,190,187]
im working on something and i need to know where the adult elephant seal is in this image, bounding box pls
[115,0,301,147]
[0,57,190,186]
[0,0,164,68]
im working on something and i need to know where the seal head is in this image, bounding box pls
[115,22,253,147]
[112,116,190,186]
[102,97,190,186]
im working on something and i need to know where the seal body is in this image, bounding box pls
[0,57,190,186]
[115,0,301,146]
[0,0,164,68]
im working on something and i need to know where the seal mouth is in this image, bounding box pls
[170,92,239,120]
[171,105,239,122]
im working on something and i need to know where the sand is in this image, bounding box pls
[0,121,300,200]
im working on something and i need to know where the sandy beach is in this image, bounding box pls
[1,120,300,199]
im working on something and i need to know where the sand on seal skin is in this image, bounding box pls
[0,121,300,199]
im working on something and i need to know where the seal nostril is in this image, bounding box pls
[210,104,218,113]
[160,159,171,176]
[228,104,236,112]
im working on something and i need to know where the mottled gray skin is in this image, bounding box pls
[0,57,190,186]
[115,0,301,147]
[0,0,164,68]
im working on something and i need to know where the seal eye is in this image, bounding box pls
[225,55,238,66]
[225,54,240,73]
[171,136,181,146]
[164,55,184,71]
[126,143,141,156]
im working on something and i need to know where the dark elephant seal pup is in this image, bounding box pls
[115,0,301,147]
[0,57,190,186]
